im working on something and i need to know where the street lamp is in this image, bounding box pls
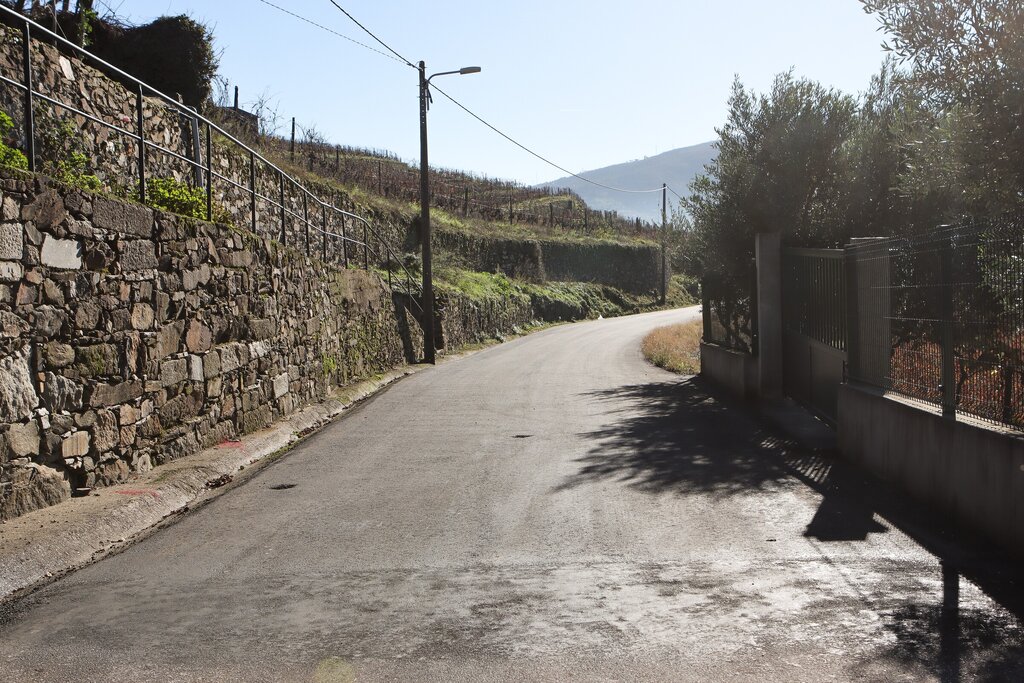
[419,60,481,364]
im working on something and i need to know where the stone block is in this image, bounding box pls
[248,340,270,360]
[159,358,188,387]
[89,380,143,407]
[0,262,22,282]
[189,354,204,382]
[185,320,213,353]
[131,303,155,330]
[202,350,221,379]
[0,347,39,422]
[120,423,137,447]
[93,195,153,237]
[120,240,157,271]
[0,311,29,338]
[75,300,101,329]
[40,236,82,270]
[1,196,18,221]
[44,341,75,368]
[152,321,183,360]
[7,420,40,457]
[159,391,202,424]
[76,343,119,378]
[273,373,289,398]
[0,223,22,259]
[0,463,70,521]
[42,372,82,414]
[119,404,138,425]
[91,409,119,453]
[217,344,245,374]
[21,189,65,231]
[206,375,223,398]
[61,431,90,458]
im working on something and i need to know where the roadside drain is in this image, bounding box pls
[269,484,297,490]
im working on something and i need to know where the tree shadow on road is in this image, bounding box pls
[555,377,795,497]
[560,375,1024,682]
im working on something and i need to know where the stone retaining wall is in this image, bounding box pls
[435,229,664,295]
[0,168,422,520]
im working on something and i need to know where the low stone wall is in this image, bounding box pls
[435,287,534,351]
[0,168,421,520]
[838,383,1024,559]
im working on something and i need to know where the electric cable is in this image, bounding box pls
[283,1,690,201]
[256,0,411,67]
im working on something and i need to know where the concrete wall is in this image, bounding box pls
[699,342,756,400]
[838,383,1024,558]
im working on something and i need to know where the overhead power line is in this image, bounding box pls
[325,0,416,68]
[429,83,669,195]
[267,1,688,200]
[255,0,410,66]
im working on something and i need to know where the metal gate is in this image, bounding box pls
[781,248,847,422]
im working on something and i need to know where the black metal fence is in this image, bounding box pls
[782,248,846,351]
[847,221,1023,431]
[0,6,422,313]
[701,266,757,354]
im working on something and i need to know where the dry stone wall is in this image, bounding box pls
[0,167,422,520]
[434,229,664,295]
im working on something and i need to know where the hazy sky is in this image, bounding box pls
[105,0,890,186]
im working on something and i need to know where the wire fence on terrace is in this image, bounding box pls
[0,6,423,314]
[847,220,1023,431]
[265,134,666,243]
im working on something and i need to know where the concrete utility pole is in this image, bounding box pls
[418,61,481,364]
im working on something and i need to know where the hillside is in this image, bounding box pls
[537,141,717,222]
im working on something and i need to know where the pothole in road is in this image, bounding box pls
[512,434,533,439]
[269,484,297,490]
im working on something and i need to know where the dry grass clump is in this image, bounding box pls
[641,319,702,375]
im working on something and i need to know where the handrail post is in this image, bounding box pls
[21,20,35,172]
[205,121,212,222]
[302,192,309,256]
[322,204,327,262]
[136,83,146,203]
[279,172,286,244]
[341,212,348,268]
[249,150,257,232]
[363,222,369,270]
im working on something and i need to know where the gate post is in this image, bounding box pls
[756,232,783,399]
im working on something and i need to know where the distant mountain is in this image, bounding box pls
[536,141,716,223]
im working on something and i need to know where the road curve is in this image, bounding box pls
[1,305,1022,682]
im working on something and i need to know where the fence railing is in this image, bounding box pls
[0,5,422,315]
[782,247,846,352]
[701,265,758,354]
[847,221,1023,431]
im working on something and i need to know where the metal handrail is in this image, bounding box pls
[0,5,423,315]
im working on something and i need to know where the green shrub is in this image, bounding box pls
[37,116,101,190]
[144,176,232,224]
[0,111,28,170]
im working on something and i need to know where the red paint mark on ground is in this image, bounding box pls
[114,489,160,498]
[217,440,245,449]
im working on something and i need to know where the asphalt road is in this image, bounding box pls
[1,306,1022,682]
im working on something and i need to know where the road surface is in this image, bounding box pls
[1,306,1022,681]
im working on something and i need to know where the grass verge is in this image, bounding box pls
[642,319,703,374]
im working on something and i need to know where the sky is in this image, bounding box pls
[103,0,891,187]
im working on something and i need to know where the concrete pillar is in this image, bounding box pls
[846,238,890,387]
[756,232,783,398]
